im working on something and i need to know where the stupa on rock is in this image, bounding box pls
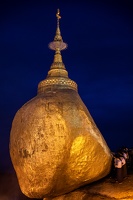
[9,9,112,199]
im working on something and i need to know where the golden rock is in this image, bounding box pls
[9,10,112,199]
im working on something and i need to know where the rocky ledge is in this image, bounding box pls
[1,170,133,200]
[44,171,133,200]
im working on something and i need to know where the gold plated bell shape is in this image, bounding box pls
[9,10,112,199]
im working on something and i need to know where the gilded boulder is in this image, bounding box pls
[9,9,112,199]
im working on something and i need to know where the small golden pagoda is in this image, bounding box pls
[9,9,112,199]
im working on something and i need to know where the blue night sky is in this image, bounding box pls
[0,0,133,171]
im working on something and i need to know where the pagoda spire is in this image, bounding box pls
[49,9,67,51]
[38,9,77,93]
[49,9,67,68]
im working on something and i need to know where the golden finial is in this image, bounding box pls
[56,9,61,29]
[49,9,67,51]
[56,9,61,20]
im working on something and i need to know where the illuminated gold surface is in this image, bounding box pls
[9,9,112,199]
